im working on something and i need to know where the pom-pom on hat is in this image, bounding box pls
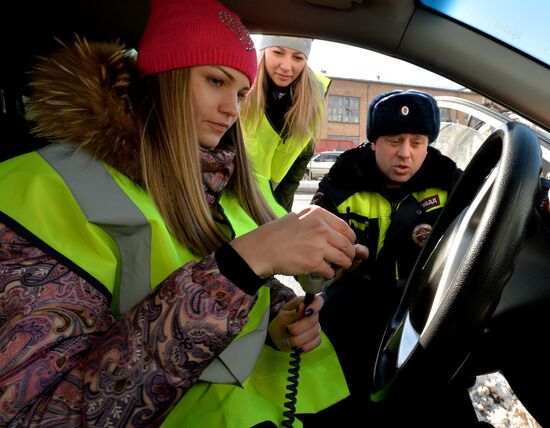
[367,89,440,143]
[137,0,258,85]
[259,35,313,58]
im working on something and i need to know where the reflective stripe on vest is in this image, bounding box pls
[39,143,151,314]
[161,331,348,428]
[243,73,331,187]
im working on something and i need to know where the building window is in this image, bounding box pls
[328,95,360,123]
[327,135,359,145]
[439,107,451,123]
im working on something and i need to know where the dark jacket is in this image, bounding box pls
[274,140,314,211]
[313,142,461,287]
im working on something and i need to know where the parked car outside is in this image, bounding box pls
[305,150,343,180]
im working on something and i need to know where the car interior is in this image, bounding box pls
[2,0,550,426]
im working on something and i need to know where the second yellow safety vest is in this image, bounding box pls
[243,73,331,189]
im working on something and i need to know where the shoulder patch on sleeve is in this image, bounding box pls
[311,192,325,206]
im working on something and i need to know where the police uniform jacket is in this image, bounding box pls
[313,142,461,288]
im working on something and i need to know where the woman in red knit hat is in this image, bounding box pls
[0,0,367,426]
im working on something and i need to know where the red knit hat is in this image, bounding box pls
[137,0,257,85]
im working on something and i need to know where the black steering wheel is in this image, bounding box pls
[371,122,542,402]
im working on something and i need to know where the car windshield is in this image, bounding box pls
[420,0,550,67]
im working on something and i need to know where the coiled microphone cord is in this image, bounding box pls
[281,293,314,427]
[281,269,345,425]
[281,349,302,427]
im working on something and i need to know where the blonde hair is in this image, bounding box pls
[240,50,323,142]
[136,68,276,257]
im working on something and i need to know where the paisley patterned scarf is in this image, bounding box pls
[199,140,236,206]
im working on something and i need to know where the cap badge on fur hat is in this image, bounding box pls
[367,89,440,143]
[137,0,257,85]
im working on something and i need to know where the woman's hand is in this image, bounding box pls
[230,205,368,279]
[268,294,324,353]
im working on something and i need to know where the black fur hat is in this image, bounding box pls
[366,89,440,143]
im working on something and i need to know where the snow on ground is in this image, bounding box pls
[470,373,541,427]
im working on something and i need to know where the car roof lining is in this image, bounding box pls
[225,0,414,55]
[2,0,149,91]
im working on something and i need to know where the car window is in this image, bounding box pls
[313,153,340,162]
[434,96,550,170]
[433,104,498,170]
[432,121,489,170]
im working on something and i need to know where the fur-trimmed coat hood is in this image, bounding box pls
[26,37,143,183]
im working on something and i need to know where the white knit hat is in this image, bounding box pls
[259,35,313,58]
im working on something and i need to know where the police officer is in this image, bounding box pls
[313,89,459,289]
[308,89,550,426]
[308,89,474,426]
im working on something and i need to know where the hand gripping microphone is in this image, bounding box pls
[297,267,344,305]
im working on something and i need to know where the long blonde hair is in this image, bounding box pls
[136,68,276,257]
[240,50,323,142]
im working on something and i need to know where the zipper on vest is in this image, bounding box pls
[389,201,398,220]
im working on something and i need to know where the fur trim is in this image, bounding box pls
[26,36,143,183]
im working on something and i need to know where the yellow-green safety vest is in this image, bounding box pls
[336,189,448,255]
[0,143,348,427]
[243,73,331,189]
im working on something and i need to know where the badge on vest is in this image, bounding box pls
[420,195,441,210]
[412,223,432,247]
